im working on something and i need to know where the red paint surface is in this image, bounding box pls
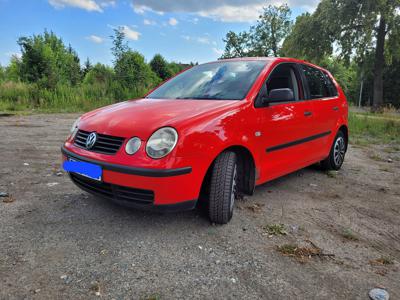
[63,57,348,205]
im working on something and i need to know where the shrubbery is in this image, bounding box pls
[0,28,191,112]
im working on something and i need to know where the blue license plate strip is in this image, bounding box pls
[63,158,102,181]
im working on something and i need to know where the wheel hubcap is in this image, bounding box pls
[230,164,237,213]
[333,136,345,166]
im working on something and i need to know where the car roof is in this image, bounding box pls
[207,57,328,73]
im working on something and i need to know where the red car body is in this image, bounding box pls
[62,57,348,214]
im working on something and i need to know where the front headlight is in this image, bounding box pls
[70,117,80,133]
[146,127,178,159]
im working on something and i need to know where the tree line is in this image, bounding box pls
[0,28,192,111]
[221,1,400,110]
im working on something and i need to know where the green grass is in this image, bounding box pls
[263,224,287,235]
[341,228,359,241]
[349,111,400,145]
[0,81,148,113]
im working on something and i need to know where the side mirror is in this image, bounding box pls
[262,88,294,105]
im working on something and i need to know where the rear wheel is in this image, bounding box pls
[208,151,238,224]
[321,130,346,170]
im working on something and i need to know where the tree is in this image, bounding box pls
[83,63,114,85]
[82,57,93,78]
[221,31,252,58]
[114,50,159,93]
[111,27,129,63]
[221,5,292,58]
[318,0,400,109]
[150,54,173,80]
[281,13,333,63]
[17,30,81,88]
[5,56,22,82]
[253,4,292,57]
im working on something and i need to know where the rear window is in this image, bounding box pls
[300,65,336,99]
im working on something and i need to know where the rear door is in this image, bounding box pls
[299,64,340,160]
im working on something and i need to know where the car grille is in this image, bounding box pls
[74,130,125,155]
[70,173,155,205]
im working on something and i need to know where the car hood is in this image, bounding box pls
[79,98,240,139]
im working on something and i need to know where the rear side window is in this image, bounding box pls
[300,65,336,99]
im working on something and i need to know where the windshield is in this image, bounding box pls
[146,60,267,100]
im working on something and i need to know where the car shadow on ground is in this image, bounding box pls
[67,164,325,227]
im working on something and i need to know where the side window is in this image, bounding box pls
[300,65,331,99]
[323,72,338,97]
[266,64,302,101]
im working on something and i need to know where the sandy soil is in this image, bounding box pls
[0,113,399,299]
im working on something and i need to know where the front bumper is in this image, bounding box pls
[61,146,202,211]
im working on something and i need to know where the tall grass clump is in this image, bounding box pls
[349,111,400,144]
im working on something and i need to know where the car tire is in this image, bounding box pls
[321,130,347,171]
[208,151,238,224]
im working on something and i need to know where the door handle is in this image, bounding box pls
[304,111,312,117]
[333,106,339,111]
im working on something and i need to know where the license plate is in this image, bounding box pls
[63,158,102,181]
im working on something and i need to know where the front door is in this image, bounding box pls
[255,63,317,183]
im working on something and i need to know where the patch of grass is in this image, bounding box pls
[0,81,149,113]
[341,228,359,241]
[351,136,370,147]
[349,111,400,145]
[144,294,161,300]
[326,170,338,178]
[276,243,334,263]
[263,224,287,235]
[369,153,385,162]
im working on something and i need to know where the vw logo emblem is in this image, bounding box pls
[86,132,97,149]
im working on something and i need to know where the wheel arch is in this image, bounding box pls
[201,145,256,197]
[338,124,349,151]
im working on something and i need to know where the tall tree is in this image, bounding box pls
[221,5,292,58]
[82,57,93,78]
[17,30,81,88]
[221,31,253,58]
[253,4,292,57]
[281,12,333,63]
[322,0,400,109]
[110,27,129,63]
[150,54,173,80]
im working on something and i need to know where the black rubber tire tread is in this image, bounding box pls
[321,130,346,171]
[208,151,237,224]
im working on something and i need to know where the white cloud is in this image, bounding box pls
[129,0,319,22]
[99,0,115,7]
[86,35,104,43]
[198,4,264,22]
[48,0,107,12]
[143,19,156,26]
[212,48,224,56]
[181,35,219,46]
[121,25,141,40]
[131,4,164,15]
[168,17,178,26]
[197,37,210,44]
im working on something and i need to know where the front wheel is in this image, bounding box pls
[321,131,347,170]
[208,151,238,224]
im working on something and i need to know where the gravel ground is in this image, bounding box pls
[0,113,399,299]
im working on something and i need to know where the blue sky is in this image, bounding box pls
[0,0,317,66]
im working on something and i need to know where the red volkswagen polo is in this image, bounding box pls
[62,57,348,224]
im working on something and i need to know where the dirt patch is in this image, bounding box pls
[0,113,399,299]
